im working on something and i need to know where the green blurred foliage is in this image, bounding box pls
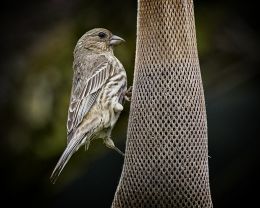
[0,0,259,207]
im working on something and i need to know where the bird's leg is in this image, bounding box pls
[124,86,132,102]
[84,134,95,151]
[84,140,91,151]
[104,137,125,156]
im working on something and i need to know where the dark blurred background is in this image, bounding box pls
[0,0,259,207]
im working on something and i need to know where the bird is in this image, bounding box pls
[50,28,131,184]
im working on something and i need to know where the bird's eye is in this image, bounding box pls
[98,32,107,39]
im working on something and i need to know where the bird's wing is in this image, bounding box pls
[67,56,113,143]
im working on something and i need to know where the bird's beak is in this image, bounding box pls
[109,35,125,46]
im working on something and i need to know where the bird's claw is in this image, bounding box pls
[124,86,132,102]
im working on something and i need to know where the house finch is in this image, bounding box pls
[50,28,130,183]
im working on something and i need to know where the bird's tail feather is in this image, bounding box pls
[50,137,82,184]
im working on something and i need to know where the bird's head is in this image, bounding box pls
[74,28,125,54]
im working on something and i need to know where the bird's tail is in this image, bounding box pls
[50,137,82,184]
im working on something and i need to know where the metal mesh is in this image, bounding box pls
[112,0,213,207]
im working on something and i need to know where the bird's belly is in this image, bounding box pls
[101,104,121,129]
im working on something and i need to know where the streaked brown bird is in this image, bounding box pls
[50,28,130,183]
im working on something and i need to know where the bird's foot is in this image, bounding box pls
[124,86,132,102]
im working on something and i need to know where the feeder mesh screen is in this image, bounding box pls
[112,0,213,207]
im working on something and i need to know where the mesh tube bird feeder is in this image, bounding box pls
[112,0,213,207]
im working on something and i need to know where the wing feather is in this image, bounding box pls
[67,58,112,143]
